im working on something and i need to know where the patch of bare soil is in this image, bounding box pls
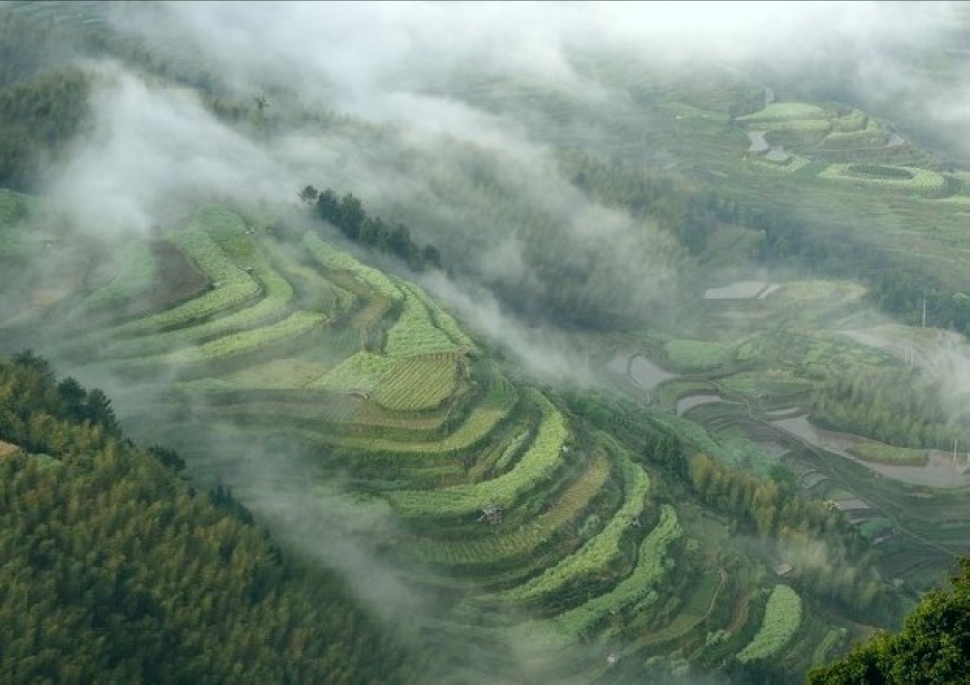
[112,240,209,320]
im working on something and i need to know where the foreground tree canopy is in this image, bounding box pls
[0,351,418,684]
[809,557,970,684]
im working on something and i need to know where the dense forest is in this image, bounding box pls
[0,351,420,684]
[811,366,969,451]
[302,185,443,272]
[0,57,90,190]
[808,558,970,684]
[0,8,244,193]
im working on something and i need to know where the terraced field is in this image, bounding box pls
[0,197,861,682]
[7,3,970,679]
[11,49,964,683]
[0,203,753,680]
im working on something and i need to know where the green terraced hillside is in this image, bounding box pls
[0,198,892,683]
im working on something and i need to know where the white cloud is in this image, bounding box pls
[45,63,290,236]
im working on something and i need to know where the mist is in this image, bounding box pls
[7,1,970,682]
[116,2,966,123]
[195,424,429,621]
[44,62,291,237]
[419,269,594,385]
[24,0,969,548]
[39,0,968,326]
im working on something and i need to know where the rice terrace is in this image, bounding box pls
[2,2,970,684]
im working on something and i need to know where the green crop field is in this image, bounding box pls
[406,448,612,567]
[326,376,517,454]
[164,310,327,364]
[493,423,534,473]
[763,118,832,137]
[662,338,737,372]
[752,154,812,174]
[737,584,803,663]
[544,504,682,639]
[404,283,479,352]
[97,264,294,360]
[466,415,533,481]
[736,102,827,123]
[830,109,868,133]
[816,121,885,149]
[219,357,333,389]
[118,227,261,333]
[302,232,403,301]
[372,355,460,412]
[384,285,461,357]
[191,206,256,259]
[635,568,723,647]
[849,441,929,466]
[388,390,568,517]
[812,627,848,667]
[107,311,327,374]
[819,163,948,195]
[498,450,651,603]
[311,351,398,392]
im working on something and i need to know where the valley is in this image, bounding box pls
[4,183,967,682]
[3,2,970,683]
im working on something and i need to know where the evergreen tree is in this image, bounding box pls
[0,353,422,684]
[810,558,970,684]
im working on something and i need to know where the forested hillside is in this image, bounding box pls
[0,352,419,684]
[0,11,91,190]
[808,558,970,684]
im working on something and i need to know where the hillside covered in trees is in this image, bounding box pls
[0,351,420,684]
[808,558,970,684]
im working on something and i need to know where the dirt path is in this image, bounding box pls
[724,591,751,635]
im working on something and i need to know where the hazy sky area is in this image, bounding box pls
[77,0,965,200]
[92,0,969,183]
[108,1,960,130]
